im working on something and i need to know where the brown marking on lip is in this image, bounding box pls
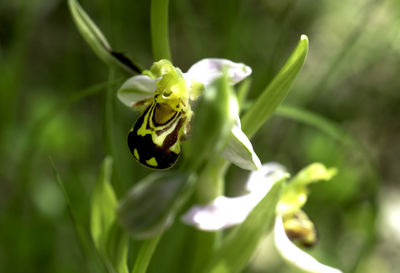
[162,117,187,149]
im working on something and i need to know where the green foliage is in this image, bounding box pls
[150,0,171,61]
[1,0,391,272]
[68,0,141,73]
[241,35,309,138]
[203,179,285,273]
[278,163,337,216]
[185,74,236,171]
[91,156,117,251]
[91,156,129,273]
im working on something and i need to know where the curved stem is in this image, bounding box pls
[151,0,171,61]
[131,233,163,273]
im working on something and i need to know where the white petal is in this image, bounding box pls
[181,195,260,231]
[185,58,252,86]
[274,216,343,273]
[222,116,261,171]
[181,162,287,231]
[117,75,156,108]
[246,162,286,193]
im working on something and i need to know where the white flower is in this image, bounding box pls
[118,58,260,171]
[182,162,343,273]
[181,162,285,230]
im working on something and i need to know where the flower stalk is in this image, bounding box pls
[151,0,171,61]
[131,233,163,273]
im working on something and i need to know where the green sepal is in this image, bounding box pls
[241,35,309,138]
[278,163,337,216]
[202,175,287,273]
[68,0,141,74]
[184,73,236,171]
[117,171,196,239]
[222,120,261,171]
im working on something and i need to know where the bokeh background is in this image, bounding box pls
[1,0,399,272]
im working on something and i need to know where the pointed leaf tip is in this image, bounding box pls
[241,34,309,138]
[68,0,140,74]
[90,156,117,251]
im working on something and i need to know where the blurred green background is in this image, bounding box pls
[1,0,399,272]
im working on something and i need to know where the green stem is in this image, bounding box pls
[104,69,116,155]
[131,233,163,273]
[104,68,123,197]
[191,157,229,273]
[151,0,171,61]
[195,156,227,203]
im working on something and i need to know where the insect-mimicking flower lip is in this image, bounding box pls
[118,58,261,171]
[68,0,260,170]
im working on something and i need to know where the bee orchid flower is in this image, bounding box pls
[117,59,261,171]
[182,162,343,273]
[68,0,261,171]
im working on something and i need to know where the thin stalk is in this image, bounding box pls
[50,158,108,273]
[131,233,163,273]
[104,69,116,155]
[195,156,228,204]
[104,68,123,197]
[150,0,171,61]
[191,156,229,273]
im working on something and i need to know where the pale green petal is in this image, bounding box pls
[222,117,261,171]
[185,58,252,86]
[274,216,343,273]
[117,75,156,109]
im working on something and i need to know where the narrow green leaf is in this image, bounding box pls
[68,0,141,73]
[275,104,354,146]
[50,158,109,273]
[241,35,309,138]
[107,223,130,273]
[131,233,163,273]
[203,178,286,273]
[91,156,130,273]
[91,156,117,252]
